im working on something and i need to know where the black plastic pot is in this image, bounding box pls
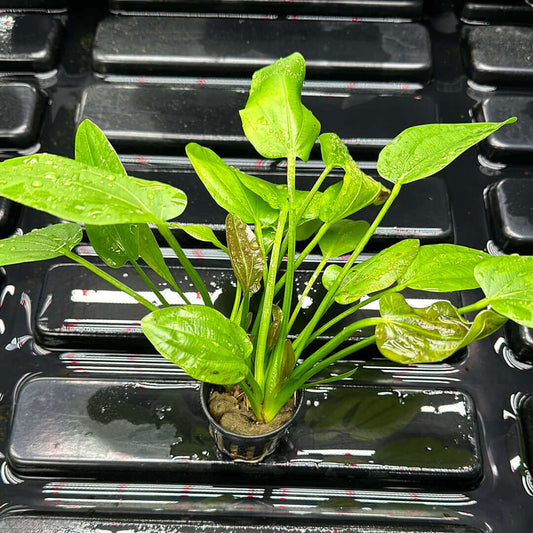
[200,382,303,463]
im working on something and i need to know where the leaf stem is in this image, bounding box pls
[230,283,242,322]
[254,221,269,285]
[274,222,330,296]
[310,284,403,341]
[254,208,288,389]
[239,293,251,330]
[265,333,377,419]
[157,223,213,307]
[279,153,298,342]
[64,250,159,312]
[292,317,382,382]
[288,257,328,331]
[263,154,298,402]
[297,335,376,385]
[293,181,403,357]
[130,259,170,307]
[240,379,263,421]
[295,164,332,224]
[458,297,490,315]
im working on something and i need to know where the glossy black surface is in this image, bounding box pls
[34,262,236,351]
[0,14,61,72]
[459,1,533,24]
[520,394,533,470]
[484,178,533,253]
[79,85,439,159]
[109,0,425,17]
[92,17,432,81]
[0,1,531,532]
[0,516,485,533]
[507,322,533,363]
[475,95,533,164]
[462,25,533,86]
[0,83,45,150]
[9,376,482,488]
[0,0,66,7]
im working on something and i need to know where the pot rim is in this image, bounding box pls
[199,381,303,441]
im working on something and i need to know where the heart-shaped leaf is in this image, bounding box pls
[0,154,187,225]
[323,239,420,304]
[240,52,320,161]
[475,255,533,327]
[377,118,516,185]
[398,244,490,292]
[0,223,82,266]
[141,305,252,385]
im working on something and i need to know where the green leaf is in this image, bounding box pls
[172,224,228,253]
[85,224,139,268]
[296,219,322,241]
[323,239,420,305]
[226,213,264,295]
[376,293,471,364]
[237,171,323,223]
[186,143,277,225]
[236,170,286,210]
[0,154,187,225]
[377,118,516,185]
[294,188,323,221]
[265,339,296,398]
[0,223,82,266]
[319,219,369,259]
[75,119,125,175]
[261,226,276,253]
[459,308,507,349]
[319,132,353,169]
[475,255,533,327]
[319,133,390,217]
[75,119,145,269]
[239,52,320,161]
[141,305,252,385]
[319,166,384,224]
[138,224,180,292]
[398,244,490,292]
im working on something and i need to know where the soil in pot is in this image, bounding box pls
[207,385,296,436]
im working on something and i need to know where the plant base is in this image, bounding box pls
[200,383,303,463]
